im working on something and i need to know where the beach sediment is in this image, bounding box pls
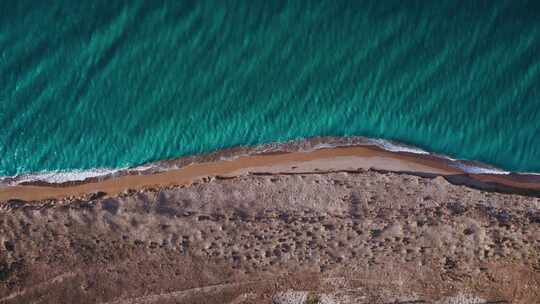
[1,137,540,202]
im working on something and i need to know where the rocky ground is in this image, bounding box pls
[1,170,539,303]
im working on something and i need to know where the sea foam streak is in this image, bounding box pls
[0,165,156,186]
[452,163,510,175]
[0,168,122,186]
[367,139,430,155]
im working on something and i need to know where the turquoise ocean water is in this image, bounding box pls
[1,1,539,181]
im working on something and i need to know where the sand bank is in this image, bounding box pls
[1,144,539,202]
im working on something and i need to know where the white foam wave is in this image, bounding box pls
[309,143,346,150]
[0,164,157,186]
[452,163,510,175]
[520,172,540,175]
[0,168,121,185]
[368,138,430,155]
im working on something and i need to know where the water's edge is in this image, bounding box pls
[2,136,530,187]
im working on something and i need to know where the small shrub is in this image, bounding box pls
[305,294,319,304]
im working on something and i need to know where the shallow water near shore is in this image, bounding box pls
[1,1,539,180]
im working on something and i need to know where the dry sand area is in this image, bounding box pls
[1,167,540,303]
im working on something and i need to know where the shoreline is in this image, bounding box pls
[2,139,540,202]
[0,136,515,186]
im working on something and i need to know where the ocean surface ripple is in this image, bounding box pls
[1,1,539,180]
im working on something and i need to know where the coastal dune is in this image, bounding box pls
[1,164,539,303]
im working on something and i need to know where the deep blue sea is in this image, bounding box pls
[1,1,539,181]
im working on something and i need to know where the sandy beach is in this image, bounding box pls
[2,144,540,202]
